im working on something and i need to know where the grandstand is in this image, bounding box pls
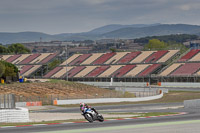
[157,49,200,82]
[4,48,200,82]
[44,50,180,82]
[0,53,58,77]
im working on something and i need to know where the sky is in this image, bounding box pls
[0,0,200,34]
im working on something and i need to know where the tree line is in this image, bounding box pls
[134,34,199,44]
[0,43,31,54]
[144,39,188,54]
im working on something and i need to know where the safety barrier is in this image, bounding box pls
[184,99,200,108]
[16,101,42,107]
[0,107,29,123]
[54,91,163,105]
[0,94,15,109]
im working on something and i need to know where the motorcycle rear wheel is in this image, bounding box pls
[97,115,104,122]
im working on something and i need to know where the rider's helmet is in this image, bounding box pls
[80,103,85,111]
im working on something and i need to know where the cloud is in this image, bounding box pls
[0,0,200,34]
[178,3,200,11]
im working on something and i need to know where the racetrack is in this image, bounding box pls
[1,102,200,133]
[1,86,200,133]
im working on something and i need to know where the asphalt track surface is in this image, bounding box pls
[1,102,200,133]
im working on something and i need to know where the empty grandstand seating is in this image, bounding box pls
[22,65,42,77]
[81,53,103,65]
[144,50,168,63]
[138,64,161,77]
[111,65,136,77]
[92,53,116,65]
[131,51,155,63]
[60,54,82,66]
[19,53,41,64]
[20,65,34,75]
[195,69,200,75]
[69,54,91,65]
[189,52,200,62]
[178,49,200,62]
[74,66,98,77]
[30,53,51,64]
[39,53,58,64]
[170,63,200,76]
[6,55,21,63]
[86,66,110,77]
[1,55,12,61]
[117,52,141,64]
[51,67,74,78]
[1,53,57,65]
[98,65,123,77]
[157,50,179,63]
[44,67,63,78]
[12,54,30,64]
[67,66,86,77]
[125,64,150,77]
[104,52,129,64]
[159,63,183,76]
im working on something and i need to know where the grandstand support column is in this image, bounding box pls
[65,45,68,81]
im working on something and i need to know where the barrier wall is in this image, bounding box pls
[80,82,147,87]
[81,82,200,88]
[0,107,29,123]
[184,99,200,108]
[54,91,163,105]
[16,101,42,107]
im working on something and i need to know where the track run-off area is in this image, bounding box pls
[1,101,200,133]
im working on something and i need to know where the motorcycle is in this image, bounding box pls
[82,108,104,123]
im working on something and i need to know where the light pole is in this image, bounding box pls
[65,45,68,81]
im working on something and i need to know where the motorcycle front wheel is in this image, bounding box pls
[84,113,93,123]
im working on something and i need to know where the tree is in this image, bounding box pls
[110,48,117,52]
[48,59,61,70]
[0,60,18,78]
[8,43,31,54]
[3,66,16,77]
[0,62,5,77]
[144,39,168,50]
[0,45,9,54]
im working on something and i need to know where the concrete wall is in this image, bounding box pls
[161,82,200,88]
[80,82,147,87]
[54,91,163,105]
[16,101,42,107]
[184,99,200,108]
[81,82,200,88]
[0,107,29,123]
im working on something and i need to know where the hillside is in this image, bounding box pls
[0,24,200,44]
[0,81,122,104]
[88,23,161,34]
[0,32,62,44]
[102,24,200,39]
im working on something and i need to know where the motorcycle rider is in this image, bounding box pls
[80,103,99,115]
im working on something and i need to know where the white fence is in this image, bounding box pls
[54,91,163,105]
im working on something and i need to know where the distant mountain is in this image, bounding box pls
[0,32,62,44]
[88,23,161,34]
[101,24,200,39]
[0,24,200,44]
